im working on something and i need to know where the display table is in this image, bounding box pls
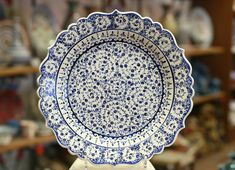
[70,158,155,170]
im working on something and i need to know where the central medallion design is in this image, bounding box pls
[68,42,163,137]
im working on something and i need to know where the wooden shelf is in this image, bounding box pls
[0,135,56,154]
[193,91,225,105]
[230,77,235,91]
[0,66,39,77]
[0,47,224,77]
[183,46,224,58]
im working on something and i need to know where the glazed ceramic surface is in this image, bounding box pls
[38,11,194,165]
[31,4,56,57]
[0,20,29,65]
[190,7,213,47]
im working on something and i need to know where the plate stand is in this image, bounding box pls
[144,159,148,169]
[84,156,88,170]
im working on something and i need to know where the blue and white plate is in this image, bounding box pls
[38,10,194,165]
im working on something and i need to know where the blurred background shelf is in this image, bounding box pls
[0,66,39,77]
[193,91,226,105]
[184,46,224,58]
[0,135,55,154]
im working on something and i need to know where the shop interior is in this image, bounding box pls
[0,0,234,170]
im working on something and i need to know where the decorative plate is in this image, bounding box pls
[190,7,213,47]
[0,20,29,66]
[38,11,194,165]
[31,4,56,58]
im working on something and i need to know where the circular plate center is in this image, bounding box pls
[68,42,163,137]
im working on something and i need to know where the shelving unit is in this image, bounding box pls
[231,10,235,89]
[184,46,224,58]
[0,66,38,77]
[0,65,47,154]
[0,135,56,154]
[193,0,232,138]
[193,91,226,105]
[230,78,235,91]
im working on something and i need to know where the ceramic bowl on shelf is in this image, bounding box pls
[38,10,194,165]
[20,120,38,138]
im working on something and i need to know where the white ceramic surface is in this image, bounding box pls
[38,10,194,165]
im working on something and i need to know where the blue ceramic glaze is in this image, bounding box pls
[38,10,194,165]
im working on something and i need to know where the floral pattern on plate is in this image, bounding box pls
[38,10,194,165]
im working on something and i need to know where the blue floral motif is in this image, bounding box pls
[129,17,144,32]
[86,145,100,160]
[47,110,62,125]
[95,16,111,29]
[104,149,120,163]
[69,136,85,154]
[38,10,194,165]
[52,42,67,58]
[77,20,93,35]
[114,14,129,29]
[62,30,79,45]
[145,26,160,40]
